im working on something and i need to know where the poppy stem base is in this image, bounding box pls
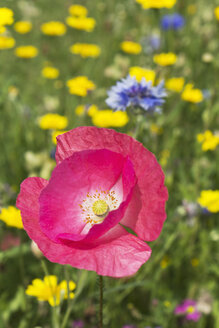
[99,275,103,328]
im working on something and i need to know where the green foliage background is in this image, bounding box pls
[0,0,219,327]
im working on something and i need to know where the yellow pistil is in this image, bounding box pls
[187,306,195,314]
[79,189,119,227]
[92,200,109,216]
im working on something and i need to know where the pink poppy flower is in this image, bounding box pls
[175,299,201,322]
[17,127,168,277]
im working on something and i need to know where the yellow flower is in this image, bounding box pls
[70,43,101,58]
[8,85,19,100]
[187,306,195,314]
[26,275,76,307]
[14,21,32,34]
[92,110,129,128]
[87,105,99,117]
[0,25,6,34]
[69,4,88,17]
[39,114,68,130]
[159,149,170,167]
[198,190,219,213]
[41,21,66,36]
[67,76,96,96]
[136,0,176,9]
[164,300,171,307]
[0,36,15,49]
[129,66,155,84]
[0,206,23,229]
[52,130,68,144]
[75,104,98,117]
[160,255,170,269]
[150,123,163,135]
[191,258,199,267]
[153,53,177,66]
[75,105,86,116]
[197,130,219,151]
[181,84,203,103]
[120,41,142,55]
[66,16,96,32]
[0,8,14,26]
[42,66,60,79]
[165,77,185,93]
[15,46,38,58]
[215,7,219,21]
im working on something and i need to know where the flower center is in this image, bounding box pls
[187,306,195,314]
[79,189,120,229]
[92,200,109,216]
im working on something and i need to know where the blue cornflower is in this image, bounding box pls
[141,34,161,54]
[106,75,166,113]
[202,89,211,99]
[149,35,161,51]
[161,13,185,31]
[201,207,211,216]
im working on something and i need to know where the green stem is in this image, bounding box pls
[61,302,74,328]
[61,267,73,328]
[64,266,70,305]
[99,275,103,328]
[18,231,25,284]
[41,260,60,328]
[133,114,144,139]
[52,306,60,328]
[18,232,27,311]
[41,259,50,276]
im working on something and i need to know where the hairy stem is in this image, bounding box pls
[99,275,103,328]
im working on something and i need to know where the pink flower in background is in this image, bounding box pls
[175,299,201,322]
[17,127,168,277]
[72,321,84,328]
[0,233,21,251]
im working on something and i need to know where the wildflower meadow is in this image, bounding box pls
[0,0,219,328]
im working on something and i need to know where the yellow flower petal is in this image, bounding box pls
[129,66,155,84]
[66,16,96,32]
[42,66,60,79]
[41,21,66,36]
[70,43,101,58]
[198,190,219,213]
[15,46,38,58]
[14,21,32,34]
[39,114,68,130]
[69,5,88,17]
[0,206,23,229]
[166,77,185,93]
[92,110,129,128]
[0,36,15,49]
[26,276,77,307]
[67,76,96,97]
[120,41,142,55]
[153,53,177,66]
[0,8,14,26]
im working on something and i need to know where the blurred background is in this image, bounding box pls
[0,0,219,327]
